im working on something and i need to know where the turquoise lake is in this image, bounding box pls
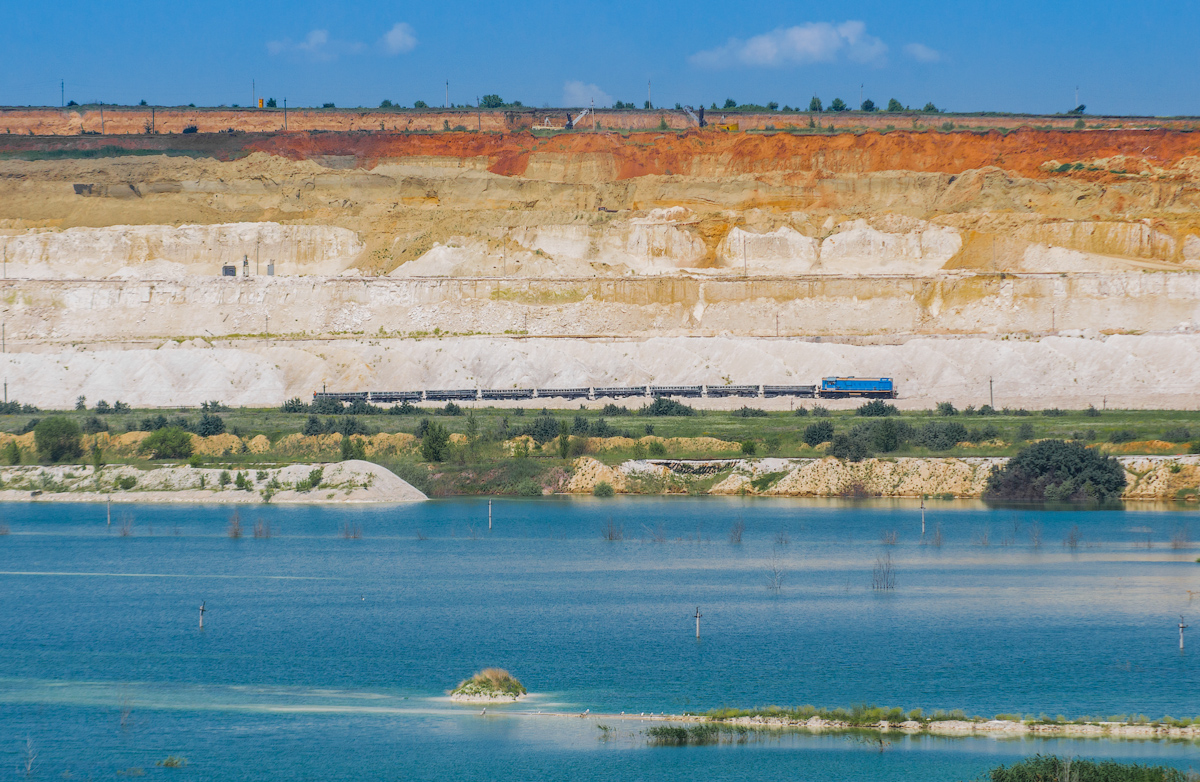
[2,497,1199,780]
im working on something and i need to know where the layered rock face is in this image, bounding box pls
[2,129,1200,407]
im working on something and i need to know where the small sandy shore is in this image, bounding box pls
[0,460,426,504]
[450,693,528,704]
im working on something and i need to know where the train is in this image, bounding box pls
[312,377,896,404]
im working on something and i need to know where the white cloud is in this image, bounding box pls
[381,23,417,55]
[689,21,887,68]
[562,80,613,108]
[903,43,942,63]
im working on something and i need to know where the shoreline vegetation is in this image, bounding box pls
[450,669,527,703]
[582,705,1200,741]
[2,401,1200,502]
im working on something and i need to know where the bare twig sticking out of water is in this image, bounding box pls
[767,547,785,593]
[22,737,36,776]
[1029,521,1043,548]
[602,518,624,541]
[643,523,667,544]
[975,526,990,547]
[415,529,428,541]
[119,694,133,731]
[341,522,362,540]
[1170,524,1191,550]
[846,733,891,753]
[467,524,479,540]
[253,519,271,539]
[119,513,134,537]
[872,553,896,590]
[729,519,744,544]
[227,510,242,539]
[1001,517,1020,547]
[880,529,897,546]
[775,527,791,545]
[1063,525,1082,551]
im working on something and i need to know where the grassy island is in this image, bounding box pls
[450,668,527,702]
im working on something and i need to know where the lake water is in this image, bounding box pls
[1,497,1199,781]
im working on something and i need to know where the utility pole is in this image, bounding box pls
[445,80,449,109]
[283,99,288,131]
[989,377,994,409]
[100,105,104,135]
[61,79,64,107]
[199,601,206,630]
[1180,615,1189,650]
[694,607,702,639]
[591,98,596,130]
[648,79,652,109]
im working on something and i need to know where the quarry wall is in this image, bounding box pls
[0,107,1181,138]
[3,272,1198,343]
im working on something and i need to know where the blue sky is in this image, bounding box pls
[3,0,1197,115]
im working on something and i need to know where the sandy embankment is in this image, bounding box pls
[565,454,1200,500]
[0,460,425,504]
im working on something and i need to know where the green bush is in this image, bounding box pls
[854,400,902,417]
[296,467,324,492]
[81,416,109,435]
[341,435,366,461]
[918,420,968,450]
[3,441,21,465]
[593,481,615,497]
[194,412,226,437]
[828,433,870,462]
[1108,429,1138,444]
[515,479,542,496]
[218,470,231,487]
[115,475,137,490]
[34,416,83,462]
[141,427,194,459]
[936,402,957,416]
[421,421,451,462]
[281,398,308,413]
[740,440,757,456]
[803,420,834,446]
[984,439,1126,503]
[734,406,768,418]
[641,398,695,416]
